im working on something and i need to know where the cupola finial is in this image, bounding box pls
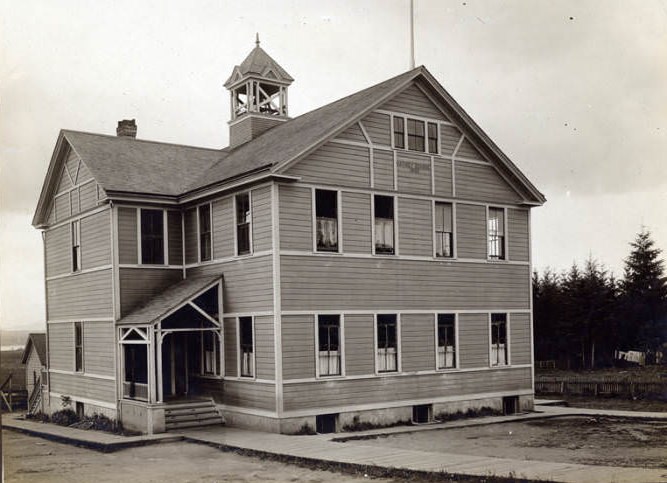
[255,33,260,47]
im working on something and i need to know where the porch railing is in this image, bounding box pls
[123,381,149,401]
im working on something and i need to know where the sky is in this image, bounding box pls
[1,0,666,330]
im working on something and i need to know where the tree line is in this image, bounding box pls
[533,229,667,369]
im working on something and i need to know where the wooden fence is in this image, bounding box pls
[535,376,667,398]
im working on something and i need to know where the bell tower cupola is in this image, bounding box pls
[225,35,294,148]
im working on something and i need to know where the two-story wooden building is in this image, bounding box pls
[32,41,545,434]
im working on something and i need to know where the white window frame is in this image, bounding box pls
[434,313,458,370]
[74,321,84,373]
[71,219,81,272]
[237,316,256,379]
[489,313,511,367]
[137,208,168,265]
[486,206,508,261]
[233,191,253,257]
[373,313,401,375]
[196,202,213,262]
[314,314,345,378]
[432,200,456,259]
[371,194,399,256]
[390,114,440,155]
[311,188,343,254]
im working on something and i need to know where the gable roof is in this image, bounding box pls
[117,274,221,327]
[21,333,47,365]
[34,65,544,226]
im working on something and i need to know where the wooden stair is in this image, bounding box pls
[164,399,223,430]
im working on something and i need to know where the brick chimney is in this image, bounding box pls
[116,119,137,138]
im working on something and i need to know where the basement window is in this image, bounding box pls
[315,189,339,252]
[374,195,395,255]
[235,193,251,255]
[239,317,254,378]
[140,209,165,264]
[198,204,212,262]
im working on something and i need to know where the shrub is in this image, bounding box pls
[51,409,79,426]
[342,415,411,432]
[294,423,316,435]
[26,412,50,423]
[88,413,124,433]
[434,406,502,422]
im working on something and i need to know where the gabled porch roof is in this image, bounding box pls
[117,274,222,327]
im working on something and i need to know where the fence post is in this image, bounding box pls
[9,375,12,410]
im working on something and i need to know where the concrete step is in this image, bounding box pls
[165,406,219,417]
[166,411,221,423]
[166,417,223,430]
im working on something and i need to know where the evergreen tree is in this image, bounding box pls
[621,229,667,352]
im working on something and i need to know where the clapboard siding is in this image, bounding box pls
[252,186,272,252]
[336,123,367,143]
[396,152,431,195]
[168,211,183,265]
[433,158,453,198]
[47,270,113,320]
[342,191,371,253]
[255,315,275,380]
[362,112,391,146]
[283,367,531,411]
[118,207,138,264]
[457,138,485,161]
[25,350,43,396]
[83,322,115,376]
[216,379,275,411]
[441,125,463,155]
[510,313,531,365]
[456,203,486,259]
[212,197,234,259]
[45,224,71,277]
[70,190,80,215]
[401,313,435,372]
[79,181,97,212]
[455,163,520,204]
[49,323,74,370]
[56,160,73,193]
[224,317,238,377]
[280,256,530,311]
[81,210,111,269]
[279,184,312,251]
[458,313,489,368]
[119,268,182,316]
[508,209,529,262]
[380,83,449,121]
[77,161,93,184]
[344,314,375,376]
[282,315,315,380]
[373,148,394,190]
[49,372,116,403]
[55,194,69,221]
[184,208,197,263]
[286,142,370,188]
[398,197,432,257]
[187,255,273,313]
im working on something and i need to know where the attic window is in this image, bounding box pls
[392,115,439,154]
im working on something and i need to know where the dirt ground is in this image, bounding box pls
[357,416,667,469]
[563,395,667,412]
[2,430,389,483]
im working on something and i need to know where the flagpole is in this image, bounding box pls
[410,0,415,69]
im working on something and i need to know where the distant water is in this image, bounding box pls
[1,345,24,352]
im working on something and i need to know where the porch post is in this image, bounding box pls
[156,325,163,403]
[218,280,224,376]
[148,328,156,404]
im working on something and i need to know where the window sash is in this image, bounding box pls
[316,217,338,252]
[239,317,254,377]
[318,351,341,376]
[393,117,405,149]
[488,208,505,259]
[427,122,438,153]
[376,347,397,372]
[199,205,212,262]
[437,315,456,368]
[74,322,83,372]
[377,316,398,373]
[374,218,394,254]
[71,221,81,272]
[318,316,341,376]
[141,209,164,265]
[236,194,251,255]
[240,349,254,377]
[407,119,425,152]
[491,314,508,366]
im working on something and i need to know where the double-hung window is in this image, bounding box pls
[202,331,218,376]
[488,207,506,260]
[74,322,84,372]
[434,202,453,258]
[374,195,395,255]
[376,314,398,373]
[393,117,405,149]
[317,315,341,376]
[141,209,164,264]
[198,204,212,262]
[407,119,425,152]
[490,313,508,366]
[71,220,81,272]
[437,314,456,369]
[427,122,439,154]
[393,116,439,154]
[315,189,339,252]
[235,193,251,255]
[239,316,254,377]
